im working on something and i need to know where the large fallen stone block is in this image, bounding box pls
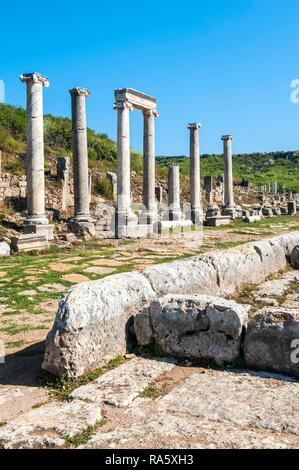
[201,245,265,296]
[0,240,10,257]
[134,295,250,364]
[251,238,287,279]
[143,257,219,297]
[244,307,299,378]
[42,272,156,378]
[43,231,299,378]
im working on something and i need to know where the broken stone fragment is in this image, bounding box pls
[290,245,299,269]
[244,307,299,378]
[134,294,250,365]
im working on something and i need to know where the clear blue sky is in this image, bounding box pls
[1,0,298,155]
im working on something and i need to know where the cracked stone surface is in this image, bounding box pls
[253,272,299,306]
[0,400,102,449]
[1,358,298,449]
[80,367,299,449]
[70,356,176,407]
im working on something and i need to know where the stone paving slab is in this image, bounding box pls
[158,370,299,435]
[80,366,299,449]
[70,357,176,407]
[81,413,298,449]
[0,400,102,449]
[253,272,299,306]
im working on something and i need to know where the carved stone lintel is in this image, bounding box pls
[69,87,91,97]
[20,72,49,87]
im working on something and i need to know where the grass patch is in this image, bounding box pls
[32,401,48,409]
[6,339,25,348]
[64,425,95,447]
[139,386,160,399]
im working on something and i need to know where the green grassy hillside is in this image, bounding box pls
[157,151,299,192]
[1,103,298,192]
[0,103,142,174]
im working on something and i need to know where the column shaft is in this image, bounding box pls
[168,165,181,221]
[20,74,49,224]
[116,102,132,217]
[188,123,201,224]
[70,88,90,220]
[222,136,234,209]
[143,110,157,218]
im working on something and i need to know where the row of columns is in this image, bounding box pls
[20,73,235,236]
[20,73,91,229]
[114,101,158,223]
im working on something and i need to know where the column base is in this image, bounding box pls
[68,219,96,239]
[23,224,55,241]
[24,216,49,226]
[223,206,237,219]
[115,210,151,239]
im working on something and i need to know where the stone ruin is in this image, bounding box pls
[43,230,299,380]
[0,73,298,255]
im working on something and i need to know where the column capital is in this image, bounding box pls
[142,109,159,118]
[113,100,133,111]
[221,134,234,141]
[20,72,49,87]
[187,122,201,130]
[69,87,90,97]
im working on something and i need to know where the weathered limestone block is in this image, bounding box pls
[43,231,299,378]
[0,240,10,257]
[290,246,299,269]
[67,220,95,239]
[201,244,268,296]
[42,272,156,378]
[10,234,49,253]
[0,400,102,449]
[244,307,299,378]
[23,223,54,241]
[134,295,249,364]
[205,215,231,227]
[251,238,287,279]
[144,256,219,297]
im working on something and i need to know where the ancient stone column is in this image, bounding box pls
[20,73,49,225]
[222,135,235,211]
[271,182,278,194]
[143,109,158,220]
[114,101,133,220]
[70,87,91,221]
[168,164,181,221]
[188,123,201,224]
